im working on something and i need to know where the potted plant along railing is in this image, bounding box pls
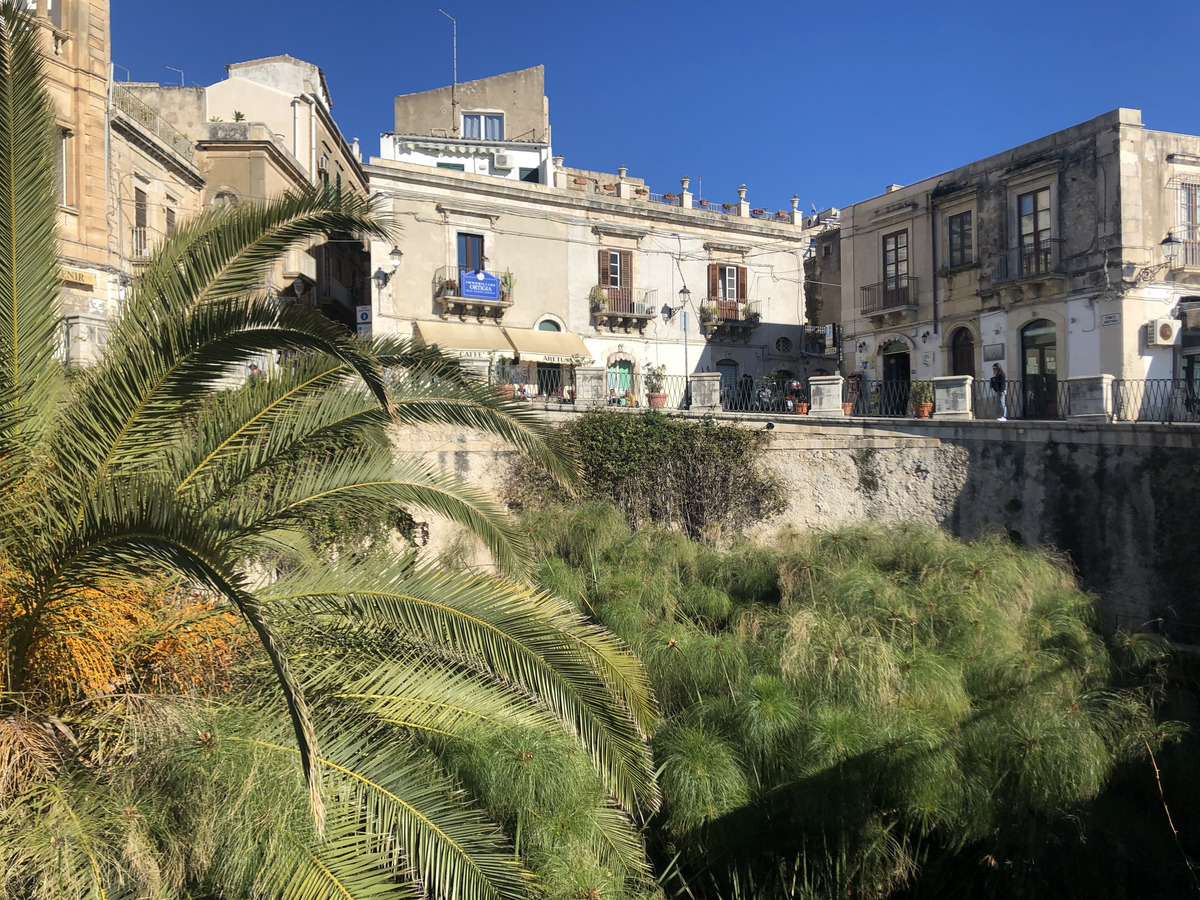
[698,304,716,324]
[645,364,668,408]
[911,380,934,418]
[500,268,516,303]
[786,380,809,415]
[588,285,608,314]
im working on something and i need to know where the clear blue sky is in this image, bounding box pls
[113,0,1200,213]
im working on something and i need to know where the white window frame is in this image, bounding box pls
[608,251,621,288]
[718,265,738,300]
[462,111,504,141]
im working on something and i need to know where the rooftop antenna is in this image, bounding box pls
[439,9,458,136]
[164,65,184,86]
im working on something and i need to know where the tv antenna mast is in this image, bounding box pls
[439,9,458,135]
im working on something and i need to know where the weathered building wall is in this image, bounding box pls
[397,411,1200,626]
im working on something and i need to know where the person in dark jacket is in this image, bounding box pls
[990,363,1007,421]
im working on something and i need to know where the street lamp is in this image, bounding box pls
[662,285,692,408]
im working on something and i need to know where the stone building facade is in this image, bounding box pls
[825,108,1200,416]
[27,0,370,363]
[367,68,814,402]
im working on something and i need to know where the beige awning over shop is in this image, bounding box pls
[413,320,512,359]
[502,328,593,365]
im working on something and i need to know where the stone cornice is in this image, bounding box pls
[364,158,805,243]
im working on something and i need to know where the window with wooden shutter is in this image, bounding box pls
[736,266,748,302]
[708,263,720,300]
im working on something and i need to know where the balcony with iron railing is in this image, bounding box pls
[591,285,658,334]
[112,84,197,164]
[699,297,761,341]
[433,265,515,321]
[859,275,918,315]
[991,238,1064,284]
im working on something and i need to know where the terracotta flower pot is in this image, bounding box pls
[647,392,668,409]
[498,384,516,400]
[914,402,933,419]
[842,402,855,416]
[796,402,810,415]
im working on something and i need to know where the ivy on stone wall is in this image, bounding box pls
[504,411,783,542]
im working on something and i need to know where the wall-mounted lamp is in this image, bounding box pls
[663,285,691,322]
[372,246,403,290]
[856,341,867,353]
[921,330,931,343]
[1135,233,1182,284]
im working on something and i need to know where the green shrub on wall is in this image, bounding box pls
[505,411,784,542]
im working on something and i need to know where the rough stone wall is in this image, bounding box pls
[393,411,1200,625]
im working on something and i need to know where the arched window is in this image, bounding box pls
[951,327,975,377]
[537,319,561,332]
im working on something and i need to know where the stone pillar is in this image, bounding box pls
[575,365,607,409]
[616,165,633,199]
[932,375,973,420]
[458,358,490,383]
[680,175,693,209]
[790,193,802,226]
[689,372,722,412]
[1066,374,1114,423]
[809,375,845,417]
[736,184,750,218]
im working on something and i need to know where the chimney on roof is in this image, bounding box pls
[885,184,904,193]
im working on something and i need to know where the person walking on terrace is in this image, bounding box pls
[990,363,1008,421]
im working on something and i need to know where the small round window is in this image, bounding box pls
[775,336,793,353]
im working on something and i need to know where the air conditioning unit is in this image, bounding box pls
[492,152,514,170]
[1147,317,1182,347]
[317,154,329,173]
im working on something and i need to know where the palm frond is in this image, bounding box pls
[247,731,534,900]
[268,563,660,817]
[0,2,60,437]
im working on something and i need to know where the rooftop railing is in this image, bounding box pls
[112,84,196,163]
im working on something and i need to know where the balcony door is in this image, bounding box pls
[882,229,909,307]
[457,232,484,274]
[598,249,633,312]
[1018,188,1052,277]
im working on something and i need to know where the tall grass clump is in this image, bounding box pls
[524,506,1186,900]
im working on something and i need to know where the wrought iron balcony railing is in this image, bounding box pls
[859,275,918,314]
[991,239,1063,283]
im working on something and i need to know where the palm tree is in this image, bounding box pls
[0,4,657,898]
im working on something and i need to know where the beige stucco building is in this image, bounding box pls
[28,0,370,363]
[824,108,1200,416]
[366,68,814,403]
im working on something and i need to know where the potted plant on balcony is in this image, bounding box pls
[588,285,608,314]
[500,268,516,303]
[644,364,668,408]
[911,380,934,418]
[741,304,761,325]
[698,304,716,324]
[440,276,459,297]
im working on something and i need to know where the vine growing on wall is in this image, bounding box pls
[504,411,784,542]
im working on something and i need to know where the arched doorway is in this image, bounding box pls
[950,327,975,378]
[606,359,633,398]
[1021,319,1058,417]
[880,340,910,416]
